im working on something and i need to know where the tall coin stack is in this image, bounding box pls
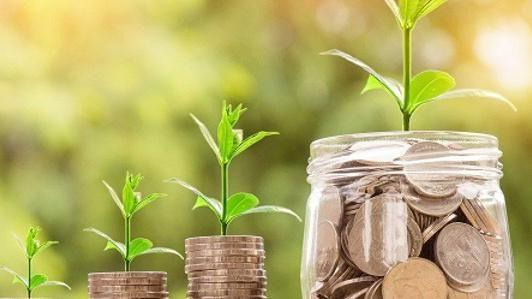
[88,272,168,299]
[185,235,268,299]
[305,138,512,299]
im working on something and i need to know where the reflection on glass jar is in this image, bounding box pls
[301,132,513,299]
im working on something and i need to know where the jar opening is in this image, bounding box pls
[307,131,502,184]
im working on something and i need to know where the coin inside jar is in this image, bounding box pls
[343,194,409,277]
[382,257,447,299]
[330,276,377,299]
[318,186,344,227]
[316,221,340,282]
[402,183,463,217]
[434,222,490,292]
[401,142,459,199]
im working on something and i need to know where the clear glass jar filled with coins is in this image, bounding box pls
[301,131,514,299]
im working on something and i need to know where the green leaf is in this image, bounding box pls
[321,49,403,102]
[399,0,421,28]
[12,233,26,256]
[428,89,517,112]
[26,226,40,258]
[127,238,153,261]
[362,75,404,108]
[407,70,455,113]
[193,196,223,219]
[231,131,279,159]
[384,0,403,26]
[84,228,126,258]
[226,103,247,125]
[41,280,71,290]
[191,114,222,163]
[102,180,125,217]
[35,241,59,257]
[133,193,167,215]
[218,115,234,163]
[166,178,223,219]
[416,0,448,20]
[0,266,28,288]
[241,205,302,222]
[123,173,142,216]
[136,247,184,260]
[29,274,48,291]
[226,193,260,222]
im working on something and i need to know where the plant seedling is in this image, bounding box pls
[85,172,183,271]
[167,102,301,235]
[322,0,516,130]
[1,226,70,298]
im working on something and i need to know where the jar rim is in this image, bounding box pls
[307,131,503,183]
[310,131,498,152]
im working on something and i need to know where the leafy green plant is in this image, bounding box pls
[85,173,183,271]
[322,0,516,130]
[1,226,70,298]
[167,102,301,235]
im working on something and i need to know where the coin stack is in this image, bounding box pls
[185,235,267,298]
[310,140,510,299]
[88,271,168,298]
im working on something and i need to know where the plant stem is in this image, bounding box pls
[220,162,229,235]
[27,258,32,298]
[125,216,131,271]
[402,27,413,131]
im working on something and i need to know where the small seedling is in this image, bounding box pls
[85,173,183,271]
[322,0,516,130]
[1,226,70,298]
[167,102,301,235]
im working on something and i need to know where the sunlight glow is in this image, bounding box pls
[474,20,532,91]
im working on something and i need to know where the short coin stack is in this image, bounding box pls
[185,235,267,299]
[88,271,168,299]
[309,139,511,298]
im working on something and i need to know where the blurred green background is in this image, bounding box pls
[0,0,530,298]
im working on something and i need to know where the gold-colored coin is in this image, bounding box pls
[187,281,266,291]
[185,236,263,245]
[185,262,264,272]
[186,249,265,258]
[382,257,447,299]
[89,285,166,292]
[187,268,266,278]
[186,255,264,265]
[186,242,264,252]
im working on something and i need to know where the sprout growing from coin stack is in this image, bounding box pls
[168,102,301,298]
[84,173,183,299]
[0,226,70,298]
[301,0,515,298]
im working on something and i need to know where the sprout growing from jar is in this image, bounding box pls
[322,0,516,130]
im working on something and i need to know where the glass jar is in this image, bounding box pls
[301,131,513,299]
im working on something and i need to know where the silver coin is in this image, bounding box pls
[403,183,463,217]
[435,222,490,291]
[402,142,459,198]
[343,194,409,276]
[319,186,344,228]
[316,221,340,282]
